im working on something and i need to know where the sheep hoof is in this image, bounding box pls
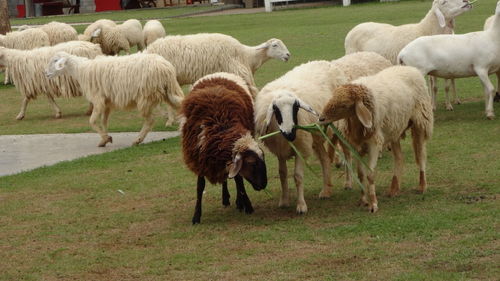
[55,113,62,119]
[278,199,289,208]
[236,198,244,212]
[192,216,201,225]
[244,204,254,214]
[455,100,462,105]
[386,190,399,197]
[369,204,378,213]
[486,114,495,120]
[445,105,454,111]
[98,136,113,147]
[132,139,143,146]
[318,190,332,199]
[165,120,174,127]
[296,204,308,214]
[15,114,25,120]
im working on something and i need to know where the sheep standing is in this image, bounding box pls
[145,33,290,125]
[87,19,144,55]
[80,19,116,41]
[318,66,434,213]
[45,52,184,147]
[254,52,391,214]
[143,20,166,46]
[180,72,267,224]
[0,41,102,120]
[39,21,78,45]
[344,0,472,64]
[398,1,500,119]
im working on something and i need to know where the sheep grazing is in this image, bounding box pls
[45,51,184,147]
[318,66,434,213]
[398,1,500,119]
[81,19,116,41]
[39,21,78,45]
[143,20,166,46]
[180,72,267,224]
[145,33,291,125]
[344,0,472,64]
[254,52,391,214]
[88,19,144,55]
[0,41,102,120]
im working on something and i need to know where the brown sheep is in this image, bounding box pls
[180,72,267,224]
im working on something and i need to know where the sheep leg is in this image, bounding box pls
[313,137,333,199]
[342,144,353,190]
[411,127,428,194]
[46,96,62,119]
[234,175,254,214]
[85,102,94,116]
[222,181,230,207]
[429,76,437,111]
[192,176,205,224]
[475,68,495,119]
[495,72,500,103]
[3,67,9,85]
[133,108,155,145]
[16,97,30,120]
[294,156,307,214]
[387,140,403,197]
[357,159,369,207]
[365,142,380,213]
[444,79,454,111]
[450,79,460,105]
[165,105,177,126]
[278,157,290,208]
[89,103,112,147]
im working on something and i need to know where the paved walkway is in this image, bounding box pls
[0,131,179,177]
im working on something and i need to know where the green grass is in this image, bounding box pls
[1,0,499,280]
[9,5,220,25]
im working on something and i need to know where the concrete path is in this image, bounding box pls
[0,131,179,177]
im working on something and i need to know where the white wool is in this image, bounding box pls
[83,19,116,37]
[193,72,253,99]
[484,15,494,30]
[0,41,102,119]
[253,52,391,214]
[0,28,49,49]
[86,19,143,55]
[40,21,78,45]
[344,0,472,64]
[143,20,166,46]
[117,19,144,51]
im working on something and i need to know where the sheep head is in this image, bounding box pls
[45,52,70,79]
[263,91,318,142]
[433,0,472,28]
[257,38,291,62]
[319,84,373,129]
[228,133,267,191]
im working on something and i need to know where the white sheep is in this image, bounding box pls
[398,1,500,119]
[318,66,434,213]
[0,28,50,84]
[39,21,78,45]
[145,33,291,125]
[0,41,102,120]
[88,19,144,55]
[143,20,166,46]
[344,0,472,64]
[254,52,391,214]
[45,52,184,147]
[80,19,116,41]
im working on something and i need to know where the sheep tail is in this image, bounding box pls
[164,78,184,110]
[413,99,434,140]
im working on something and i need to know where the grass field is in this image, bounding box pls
[1,0,499,280]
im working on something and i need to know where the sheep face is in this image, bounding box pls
[434,0,472,25]
[264,91,318,141]
[45,52,69,79]
[319,84,373,129]
[229,135,267,190]
[261,39,291,62]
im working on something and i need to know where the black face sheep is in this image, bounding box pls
[180,72,267,224]
[319,66,434,213]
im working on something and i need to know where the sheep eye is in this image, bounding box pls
[272,44,278,48]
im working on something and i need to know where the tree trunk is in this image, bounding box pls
[0,0,11,35]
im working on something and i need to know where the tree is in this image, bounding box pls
[0,0,11,35]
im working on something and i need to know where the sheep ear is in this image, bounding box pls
[91,28,101,38]
[261,103,274,135]
[434,8,446,28]
[355,100,373,129]
[228,153,243,178]
[255,41,270,50]
[296,98,318,116]
[54,57,67,71]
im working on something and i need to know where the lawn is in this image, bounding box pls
[1,0,499,280]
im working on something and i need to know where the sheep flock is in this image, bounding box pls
[1,0,498,224]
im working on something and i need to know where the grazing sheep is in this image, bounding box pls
[180,72,267,224]
[39,21,78,45]
[45,51,184,147]
[398,1,500,119]
[0,28,50,84]
[0,41,102,120]
[88,19,144,55]
[146,33,291,125]
[344,0,472,64]
[318,66,433,213]
[143,20,166,46]
[81,19,116,41]
[254,52,391,214]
